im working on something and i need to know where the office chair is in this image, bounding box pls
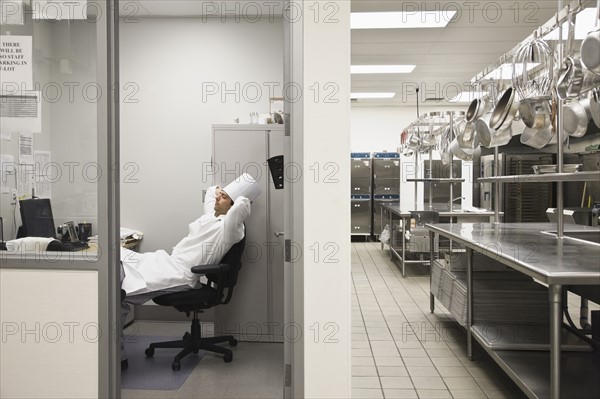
[144,235,245,371]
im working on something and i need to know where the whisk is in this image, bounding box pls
[512,34,557,100]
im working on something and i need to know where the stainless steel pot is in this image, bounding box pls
[591,88,600,128]
[581,0,600,75]
[421,133,437,151]
[438,125,453,165]
[478,112,516,148]
[457,120,479,149]
[506,117,526,136]
[520,123,554,149]
[449,137,480,161]
[556,56,583,99]
[581,31,600,75]
[518,96,552,129]
[490,87,519,130]
[564,97,591,138]
[406,133,420,150]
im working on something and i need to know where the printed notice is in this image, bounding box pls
[0,35,32,90]
[19,132,33,164]
[0,153,15,194]
[16,162,34,199]
[0,90,42,134]
[34,150,51,198]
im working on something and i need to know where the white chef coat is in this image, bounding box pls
[121,186,250,295]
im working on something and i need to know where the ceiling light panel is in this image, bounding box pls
[351,93,396,99]
[351,11,456,29]
[351,65,416,74]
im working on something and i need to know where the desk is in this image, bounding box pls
[380,204,497,277]
[426,222,600,399]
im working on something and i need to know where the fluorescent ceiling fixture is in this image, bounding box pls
[448,91,488,103]
[351,93,396,99]
[351,11,456,29]
[543,7,597,40]
[351,65,416,74]
[480,63,540,80]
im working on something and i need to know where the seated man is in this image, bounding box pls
[120,173,260,368]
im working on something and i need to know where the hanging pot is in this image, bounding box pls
[590,88,600,128]
[581,0,600,75]
[490,87,519,130]
[439,125,453,165]
[507,117,527,136]
[478,124,512,148]
[564,98,592,137]
[449,137,479,161]
[520,123,554,149]
[518,96,552,129]
[420,132,437,151]
[457,121,479,149]
[406,133,420,150]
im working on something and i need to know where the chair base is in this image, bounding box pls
[145,318,237,370]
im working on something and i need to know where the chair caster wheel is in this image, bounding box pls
[172,361,181,371]
[145,347,154,358]
[229,338,238,347]
[183,332,191,340]
[223,353,233,363]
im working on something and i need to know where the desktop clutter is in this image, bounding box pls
[0,198,91,253]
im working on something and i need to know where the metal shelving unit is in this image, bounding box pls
[406,178,465,183]
[478,171,600,183]
[427,1,600,397]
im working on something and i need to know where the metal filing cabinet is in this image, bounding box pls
[351,153,372,236]
[212,124,284,342]
[372,152,400,237]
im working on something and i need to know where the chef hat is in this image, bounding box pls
[222,173,262,202]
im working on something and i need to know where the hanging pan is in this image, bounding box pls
[590,88,600,128]
[564,97,591,137]
[490,87,519,131]
[581,0,600,76]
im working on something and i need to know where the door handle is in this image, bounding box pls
[274,232,284,238]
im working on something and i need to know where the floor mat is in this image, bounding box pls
[121,335,204,390]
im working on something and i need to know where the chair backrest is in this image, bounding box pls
[206,234,245,303]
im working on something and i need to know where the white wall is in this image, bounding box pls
[351,105,474,210]
[351,105,464,153]
[119,17,283,251]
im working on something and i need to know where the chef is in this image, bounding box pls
[120,173,261,368]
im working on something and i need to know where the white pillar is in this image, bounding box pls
[287,1,351,397]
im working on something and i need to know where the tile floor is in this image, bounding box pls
[122,241,591,398]
[351,242,527,399]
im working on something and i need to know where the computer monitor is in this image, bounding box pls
[19,199,56,238]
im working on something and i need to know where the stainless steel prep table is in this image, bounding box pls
[380,204,497,277]
[425,222,600,399]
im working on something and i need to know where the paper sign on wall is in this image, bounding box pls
[34,150,51,198]
[19,132,33,164]
[0,90,42,134]
[0,153,15,194]
[0,35,32,90]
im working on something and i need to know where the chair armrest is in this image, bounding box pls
[190,263,231,275]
